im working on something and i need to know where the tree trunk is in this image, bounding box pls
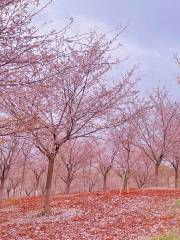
[155,164,159,187]
[175,167,179,189]
[13,188,16,197]
[167,177,170,188]
[136,179,142,189]
[88,182,95,192]
[122,174,128,191]
[103,174,107,191]
[44,157,55,214]
[0,179,5,203]
[65,181,71,194]
[7,189,11,199]
[20,156,27,196]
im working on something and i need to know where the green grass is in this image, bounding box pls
[152,233,180,240]
[175,199,180,207]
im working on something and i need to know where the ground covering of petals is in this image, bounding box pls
[0,189,180,240]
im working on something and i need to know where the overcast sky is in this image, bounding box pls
[40,0,180,98]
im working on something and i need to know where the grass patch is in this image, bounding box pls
[152,233,180,240]
[175,199,180,207]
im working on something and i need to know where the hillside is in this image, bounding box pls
[0,189,180,240]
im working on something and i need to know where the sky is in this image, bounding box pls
[39,0,180,98]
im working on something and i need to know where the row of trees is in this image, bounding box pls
[0,88,180,194]
[0,0,179,214]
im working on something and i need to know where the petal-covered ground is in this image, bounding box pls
[0,189,180,240]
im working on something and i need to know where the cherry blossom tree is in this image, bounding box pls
[9,176,21,197]
[0,0,72,139]
[5,180,12,198]
[0,0,64,88]
[167,106,180,188]
[1,29,138,213]
[0,135,20,202]
[18,140,32,196]
[133,151,152,189]
[168,146,180,189]
[24,185,34,197]
[135,88,178,187]
[96,141,117,191]
[30,159,47,196]
[113,123,137,191]
[82,159,99,193]
[58,140,88,194]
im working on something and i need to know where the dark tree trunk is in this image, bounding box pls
[103,174,107,191]
[65,181,71,194]
[6,188,11,198]
[88,182,95,192]
[20,157,27,196]
[136,179,143,189]
[175,167,179,189]
[44,157,55,214]
[122,174,128,191]
[155,164,159,187]
[0,179,5,203]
